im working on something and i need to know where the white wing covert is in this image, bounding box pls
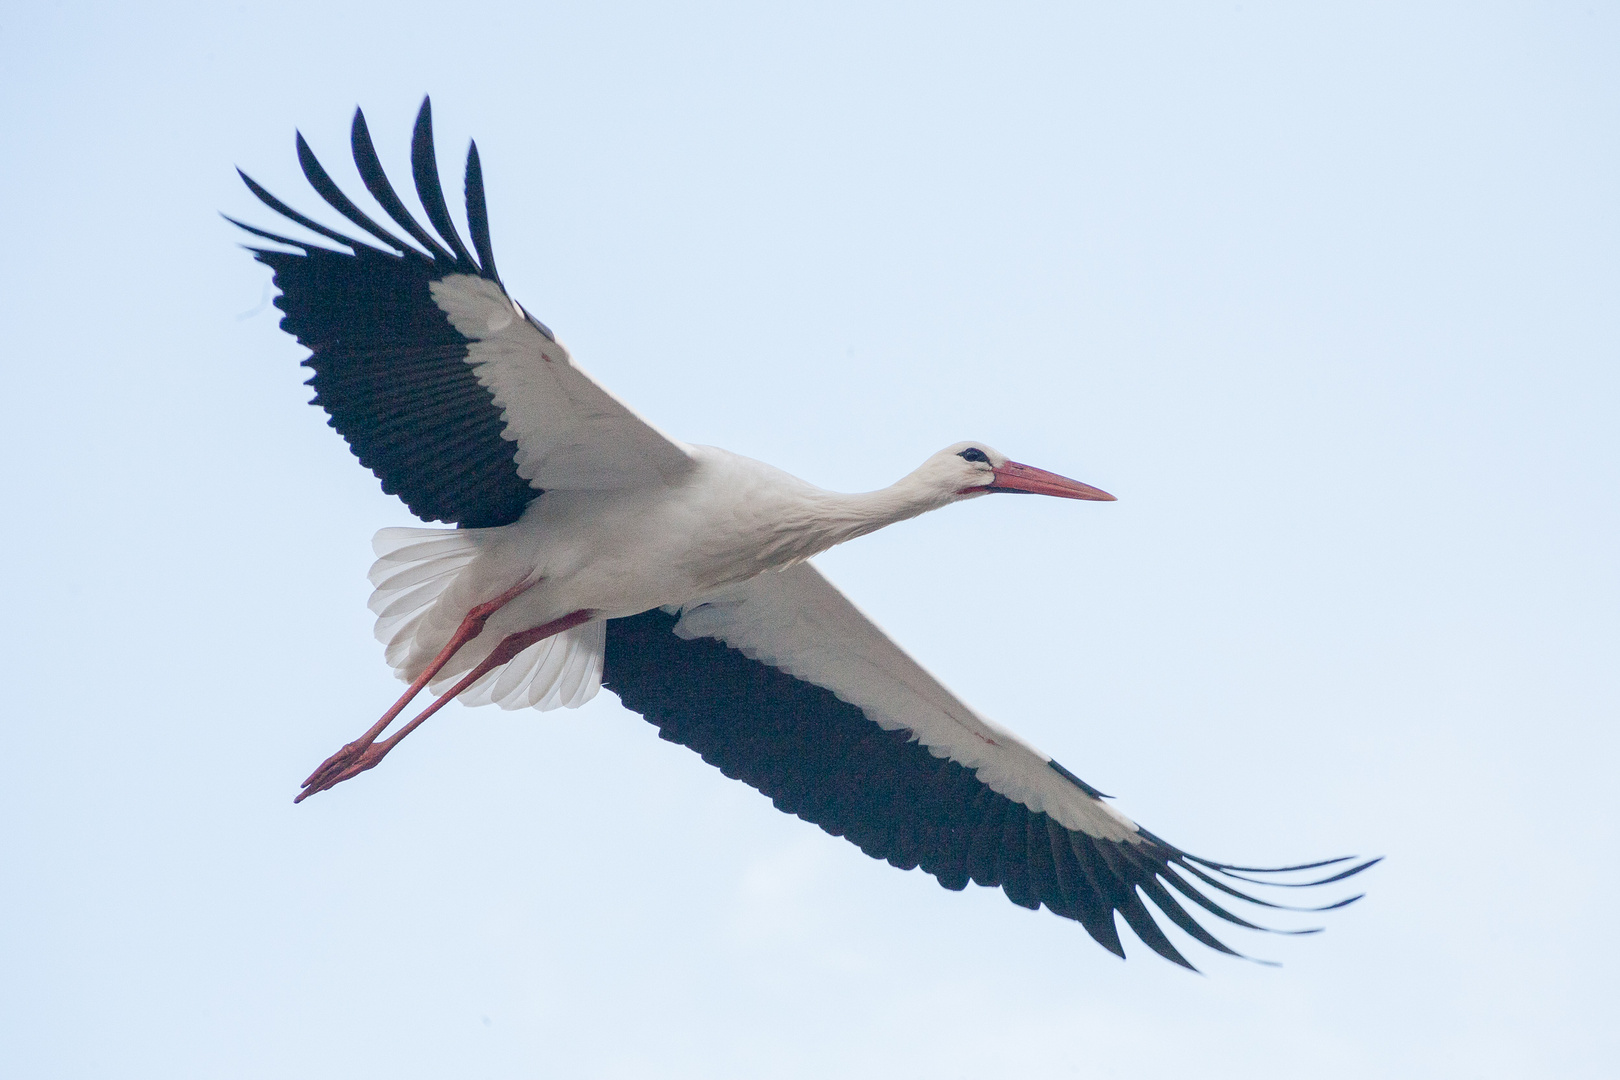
[429,274,694,492]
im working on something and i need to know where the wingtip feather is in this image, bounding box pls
[410,94,477,268]
[350,101,455,262]
[464,139,501,283]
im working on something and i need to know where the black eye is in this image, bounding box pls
[958,448,990,463]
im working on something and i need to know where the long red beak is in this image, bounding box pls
[984,460,1116,501]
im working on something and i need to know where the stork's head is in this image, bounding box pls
[929,441,1116,503]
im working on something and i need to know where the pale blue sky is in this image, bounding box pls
[2,2,1616,1077]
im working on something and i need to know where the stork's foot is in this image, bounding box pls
[292,607,597,805]
[296,738,379,801]
[291,577,546,805]
[295,740,396,802]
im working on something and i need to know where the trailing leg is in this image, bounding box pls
[296,578,540,799]
[296,608,596,801]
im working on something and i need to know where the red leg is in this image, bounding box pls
[295,608,596,802]
[297,577,540,798]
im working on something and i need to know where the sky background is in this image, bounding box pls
[2,2,1616,1077]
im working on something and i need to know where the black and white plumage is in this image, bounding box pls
[233,97,1375,970]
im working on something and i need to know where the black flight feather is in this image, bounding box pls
[236,170,370,253]
[464,141,500,284]
[1116,886,1196,970]
[410,98,479,270]
[224,214,341,255]
[1209,857,1384,889]
[294,133,418,257]
[350,106,457,263]
[1183,852,1361,874]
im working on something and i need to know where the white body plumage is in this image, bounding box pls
[374,439,988,712]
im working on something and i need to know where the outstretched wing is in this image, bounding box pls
[603,563,1376,969]
[231,96,693,528]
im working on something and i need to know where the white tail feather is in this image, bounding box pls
[368,527,483,672]
[367,527,603,712]
[450,619,605,711]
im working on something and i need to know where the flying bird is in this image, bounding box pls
[231,97,1374,969]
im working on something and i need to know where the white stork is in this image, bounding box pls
[231,97,1375,969]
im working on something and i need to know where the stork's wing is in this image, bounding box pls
[231,97,693,527]
[603,563,1376,969]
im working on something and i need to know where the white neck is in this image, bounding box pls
[761,468,957,568]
